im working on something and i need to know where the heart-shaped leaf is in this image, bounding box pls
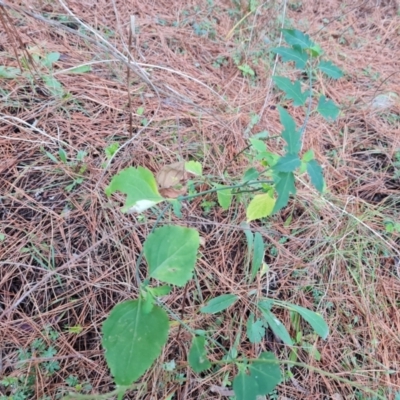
[144,225,200,287]
[102,300,169,386]
[106,167,164,213]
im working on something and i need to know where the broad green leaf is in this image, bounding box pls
[282,29,315,50]
[249,138,267,153]
[0,66,21,79]
[283,304,329,339]
[317,60,343,79]
[246,194,276,222]
[43,75,64,97]
[233,371,258,400]
[302,149,314,162]
[273,154,301,173]
[317,95,340,121]
[248,352,282,395]
[246,313,265,343]
[102,300,169,386]
[273,76,307,106]
[307,160,324,192]
[144,225,199,287]
[243,167,259,182]
[273,172,296,213]
[106,167,164,213]
[214,184,232,210]
[259,307,293,345]
[188,336,211,373]
[271,46,308,69]
[64,65,92,74]
[185,161,202,176]
[200,294,238,314]
[278,106,301,154]
[251,232,265,280]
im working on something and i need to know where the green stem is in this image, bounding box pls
[177,180,273,202]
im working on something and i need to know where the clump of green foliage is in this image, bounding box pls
[63,29,343,400]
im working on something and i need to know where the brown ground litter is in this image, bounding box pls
[1,0,400,399]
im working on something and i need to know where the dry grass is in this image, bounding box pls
[0,0,400,399]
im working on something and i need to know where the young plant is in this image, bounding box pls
[68,29,342,400]
[1,327,60,400]
[1,49,91,98]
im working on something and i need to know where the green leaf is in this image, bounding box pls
[302,149,314,162]
[238,64,255,77]
[106,167,164,213]
[271,46,308,69]
[45,151,58,163]
[273,172,296,213]
[102,300,169,386]
[200,294,238,314]
[243,225,254,263]
[273,154,301,173]
[185,161,202,176]
[215,184,232,210]
[170,199,182,218]
[307,159,324,192]
[43,52,60,68]
[188,336,211,373]
[64,65,92,74]
[43,75,64,97]
[243,167,259,182]
[0,66,21,79]
[309,44,323,57]
[317,60,343,79]
[253,130,269,139]
[259,307,293,345]
[148,285,172,297]
[251,232,265,280]
[273,76,307,106]
[283,304,329,339]
[58,148,67,163]
[278,106,301,154]
[233,371,258,400]
[249,138,267,153]
[317,95,340,121]
[246,194,276,222]
[248,352,282,395]
[282,29,315,49]
[246,313,265,344]
[144,225,200,287]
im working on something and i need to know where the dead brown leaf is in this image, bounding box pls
[159,187,187,198]
[156,161,187,189]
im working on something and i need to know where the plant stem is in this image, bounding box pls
[177,180,273,202]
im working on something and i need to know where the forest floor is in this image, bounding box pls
[0,0,400,399]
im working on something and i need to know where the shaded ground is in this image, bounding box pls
[0,0,400,399]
